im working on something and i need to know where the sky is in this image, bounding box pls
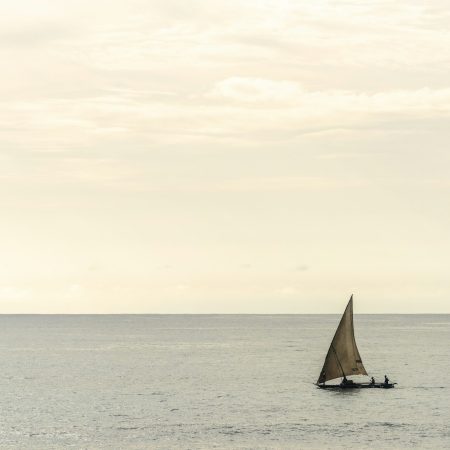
[1,0,450,313]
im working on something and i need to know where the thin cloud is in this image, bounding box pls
[2,84,450,153]
[215,176,367,192]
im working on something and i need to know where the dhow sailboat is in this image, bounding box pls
[317,295,396,389]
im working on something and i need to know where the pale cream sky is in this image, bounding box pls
[1,0,450,313]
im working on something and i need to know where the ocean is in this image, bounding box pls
[0,314,449,449]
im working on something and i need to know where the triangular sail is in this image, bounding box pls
[317,295,367,384]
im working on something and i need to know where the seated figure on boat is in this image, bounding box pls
[370,376,375,385]
[340,376,354,387]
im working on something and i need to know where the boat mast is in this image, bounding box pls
[331,344,345,379]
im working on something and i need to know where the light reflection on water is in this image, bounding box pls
[0,314,449,449]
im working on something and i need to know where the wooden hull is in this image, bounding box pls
[318,383,396,389]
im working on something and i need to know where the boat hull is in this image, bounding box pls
[318,383,396,389]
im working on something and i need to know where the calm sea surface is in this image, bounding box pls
[0,314,449,449]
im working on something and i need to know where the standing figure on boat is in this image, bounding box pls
[370,376,375,385]
[384,375,389,385]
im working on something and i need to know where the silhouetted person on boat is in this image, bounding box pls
[384,375,389,385]
[319,370,326,384]
[370,376,375,385]
[340,376,354,387]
